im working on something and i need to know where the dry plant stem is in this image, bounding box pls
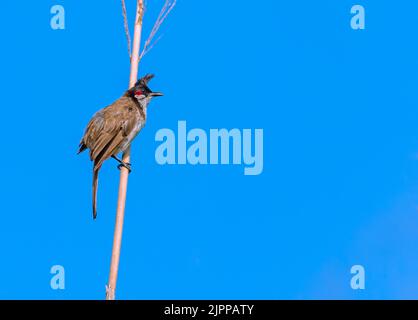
[121,0,131,58]
[139,0,176,61]
[105,0,144,301]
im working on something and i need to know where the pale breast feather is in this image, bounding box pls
[118,105,145,152]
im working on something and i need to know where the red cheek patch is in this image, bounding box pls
[135,90,143,96]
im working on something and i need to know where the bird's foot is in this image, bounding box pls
[112,155,132,173]
[117,162,132,173]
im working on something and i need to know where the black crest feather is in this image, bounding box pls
[126,74,155,96]
[136,74,154,87]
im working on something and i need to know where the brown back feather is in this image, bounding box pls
[79,96,144,219]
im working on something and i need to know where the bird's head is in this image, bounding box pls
[127,74,163,107]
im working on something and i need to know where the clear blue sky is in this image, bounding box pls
[1,0,418,299]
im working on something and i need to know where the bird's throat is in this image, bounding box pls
[132,96,147,118]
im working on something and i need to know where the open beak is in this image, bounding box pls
[150,92,163,97]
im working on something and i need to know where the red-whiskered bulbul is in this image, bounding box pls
[78,74,163,219]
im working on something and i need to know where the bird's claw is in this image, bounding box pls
[118,162,132,173]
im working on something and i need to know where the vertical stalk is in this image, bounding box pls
[106,0,144,301]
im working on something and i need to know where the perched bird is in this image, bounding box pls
[78,74,163,219]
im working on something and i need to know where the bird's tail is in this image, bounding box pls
[92,165,101,219]
[77,141,87,155]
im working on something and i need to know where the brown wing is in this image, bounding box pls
[81,97,140,171]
